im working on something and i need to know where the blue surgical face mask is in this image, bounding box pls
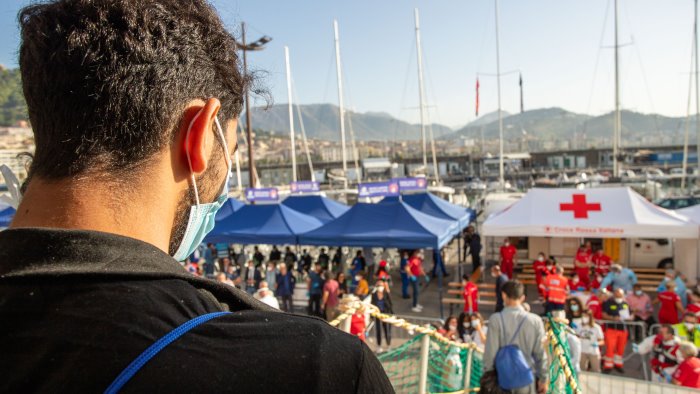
[172,115,232,261]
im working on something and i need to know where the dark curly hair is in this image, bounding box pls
[18,0,248,179]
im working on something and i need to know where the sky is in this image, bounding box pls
[0,0,697,129]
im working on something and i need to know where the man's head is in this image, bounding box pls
[462,273,472,285]
[258,280,268,290]
[466,225,474,235]
[501,280,525,306]
[659,324,676,342]
[247,260,254,269]
[356,250,362,257]
[491,264,501,278]
[596,248,604,255]
[320,248,325,254]
[633,284,643,296]
[683,312,698,328]
[667,280,677,291]
[504,238,510,246]
[254,246,259,252]
[611,264,622,274]
[613,288,625,302]
[679,341,699,359]
[17,0,249,256]
[216,272,227,283]
[314,262,322,273]
[279,263,287,274]
[537,252,545,262]
[555,266,564,275]
[666,269,677,281]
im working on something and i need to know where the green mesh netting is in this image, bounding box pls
[377,334,483,394]
[546,317,580,394]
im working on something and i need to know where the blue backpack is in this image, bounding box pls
[494,313,535,390]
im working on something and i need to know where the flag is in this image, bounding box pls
[475,78,480,117]
[519,73,524,114]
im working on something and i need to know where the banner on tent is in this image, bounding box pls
[290,181,320,194]
[393,177,428,192]
[358,181,400,198]
[245,187,279,202]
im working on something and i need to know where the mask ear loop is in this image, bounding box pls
[214,116,233,183]
[185,109,205,206]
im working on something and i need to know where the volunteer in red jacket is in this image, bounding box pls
[573,245,592,288]
[499,238,517,279]
[592,248,612,277]
[673,342,700,388]
[586,290,603,320]
[544,266,569,315]
[533,252,548,299]
[462,274,479,314]
[657,280,685,325]
[602,288,633,373]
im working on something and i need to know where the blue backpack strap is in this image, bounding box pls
[105,311,231,394]
[508,316,528,345]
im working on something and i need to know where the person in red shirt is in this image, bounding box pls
[592,249,612,277]
[408,250,426,312]
[349,303,367,341]
[533,252,548,299]
[570,273,588,293]
[499,238,517,279]
[462,274,479,313]
[544,266,569,314]
[673,342,700,388]
[590,273,604,291]
[656,280,685,324]
[586,290,603,320]
[688,289,700,318]
[574,245,592,288]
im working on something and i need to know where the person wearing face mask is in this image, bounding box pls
[569,274,587,293]
[586,289,603,320]
[532,252,548,300]
[491,265,509,313]
[599,264,638,293]
[576,310,604,372]
[469,313,488,350]
[658,269,689,308]
[565,298,584,328]
[590,273,604,292]
[592,248,612,277]
[354,272,370,298]
[0,0,393,391]
[673,313,700,348]
[499,238,517,279]
[634,324,681,383]
[626,284,655,342]
[602,288,633,373]
[371,282,393,353]
[265,261,278,291]
[544,266,569,315]
[438,316,460,341]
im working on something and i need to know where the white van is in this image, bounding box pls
[629,238,673,269]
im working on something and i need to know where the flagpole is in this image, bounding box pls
[495,0,505,189]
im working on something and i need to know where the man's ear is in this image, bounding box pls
[180,98,221,175]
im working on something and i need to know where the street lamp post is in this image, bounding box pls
[238,22,271,189]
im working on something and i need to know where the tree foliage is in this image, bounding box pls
[0,68,28,126]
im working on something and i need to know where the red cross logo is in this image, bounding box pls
[559,194,601,219]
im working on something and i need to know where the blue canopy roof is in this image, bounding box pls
[216,198,245,221]
[206,203,323,245]
[0,206,15,228]
[400,193,475,229]
[298,200,459,249]
[281,195,349,223]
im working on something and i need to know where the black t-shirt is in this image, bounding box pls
[0,229,393,393]
[602,298,631,331]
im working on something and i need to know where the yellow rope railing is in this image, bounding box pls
[544,318,582,394]
[329,296,483,353]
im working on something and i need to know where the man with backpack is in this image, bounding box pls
[483,280,548,393]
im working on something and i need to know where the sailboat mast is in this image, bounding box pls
[613,0,621,178]
[693,0,700,174]
[414,8,428,171]
[333,20,348,190]
[284,46,297,182]
[494,0,504,188]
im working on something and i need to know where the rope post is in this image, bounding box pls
[418,331,431,394]
[463,347,474,393]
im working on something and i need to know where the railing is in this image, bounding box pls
[579,371,700,393]
[366,314,444,341]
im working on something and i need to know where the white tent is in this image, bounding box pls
[676,205,700,281]
[678,205,700,224]
[483,187,699,239]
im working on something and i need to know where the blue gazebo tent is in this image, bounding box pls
[0,205,15,228]
[400,193,475,229]
[216,198,245,221]
[206,203,323,245]
[281,195,349,223]
[298,199,459,250]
